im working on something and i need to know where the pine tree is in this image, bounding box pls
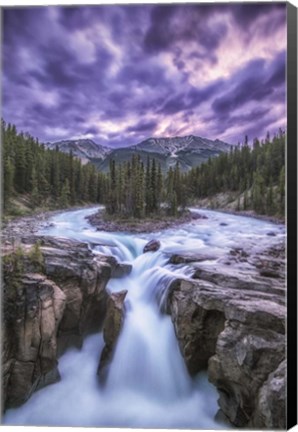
[150,158,158,213]
[88,165,98,203]
[14,140,26,193]
[243,188,248,210]
[157,163,163,208]
[252,171,265,214]
[59,179,71,208]
[68,150,76,204]
[3,157,15,209]
[278,166,285,216]
[30,166,40,208]
[173,162,181,207]
[145,157,152,215]
[170,191,178,216]
[266,178,275,215]
[236,195,241,211]
[134,157,144,218]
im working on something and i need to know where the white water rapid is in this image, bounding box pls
[2,207,285,429]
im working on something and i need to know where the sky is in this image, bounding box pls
[2,3,287,148]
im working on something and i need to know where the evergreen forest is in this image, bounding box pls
[2,120,285,220]
[184,130,285,217]
[2,120,107,214]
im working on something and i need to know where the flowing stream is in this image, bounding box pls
[2,207,285,429]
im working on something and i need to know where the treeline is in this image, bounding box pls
[184,130,285,216]
[104,131,285,219]
[2,120,107,212]
[2,120,285,219]
[105,155,185,218]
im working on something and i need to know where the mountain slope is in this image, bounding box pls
[46,135,231,171]
[45,139,111,164]
[98,135,231,172]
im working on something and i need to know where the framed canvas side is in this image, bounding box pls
[286,1,298,429]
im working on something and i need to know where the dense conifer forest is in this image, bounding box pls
[184,130,285,217]
[2,120,107,215]
[105,156,185,218]
[2,120,285,220]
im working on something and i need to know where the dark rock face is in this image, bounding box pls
[167,279,225,374]
[169,253,217,264]
[208,323,285,427]
[143,239,161,253]
[2,236,122,410]
[95,254,132,278]
[167,243,286,429]
[39,237,111,352]
[97,290,128,383]
[250,360,286,428]
[3,274,66,408]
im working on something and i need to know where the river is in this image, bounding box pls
[2,207,285,429]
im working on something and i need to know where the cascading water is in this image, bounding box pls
[2,207,285,429]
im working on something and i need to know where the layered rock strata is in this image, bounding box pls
[2,236,131,410]
[167,242,286,429]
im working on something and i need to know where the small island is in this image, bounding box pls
[86,207,207,233]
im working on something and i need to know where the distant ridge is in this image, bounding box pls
[46,135,231,171]
[45,139,111,165]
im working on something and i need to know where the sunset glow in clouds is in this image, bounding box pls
[2,4,286,147]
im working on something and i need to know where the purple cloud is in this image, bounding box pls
[2,4,287,147]
[144,5,227,55]
[127,120,157,134]
[230,3,285,29]
[212,52,286,118]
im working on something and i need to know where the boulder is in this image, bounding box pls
[169,252,217,264]
[143,239,161,253]
[192,212,208,220]
[97,290,128,383]
[95,254,132,278]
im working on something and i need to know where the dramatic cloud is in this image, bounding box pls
[2,3,286,147]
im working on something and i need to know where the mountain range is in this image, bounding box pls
[46,135,231,172]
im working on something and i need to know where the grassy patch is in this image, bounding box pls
[3,245,26,298]
[3,241,45,296]
[28,241,45,273]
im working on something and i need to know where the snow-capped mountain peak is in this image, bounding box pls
[44,135,231,171]
[45,139,111,162]
[135,135,230,156]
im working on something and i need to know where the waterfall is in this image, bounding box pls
[3,206,284,428]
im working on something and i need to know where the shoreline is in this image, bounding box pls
[1,204,285,243]
[205,208,285,225]
[1,205,100,242]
